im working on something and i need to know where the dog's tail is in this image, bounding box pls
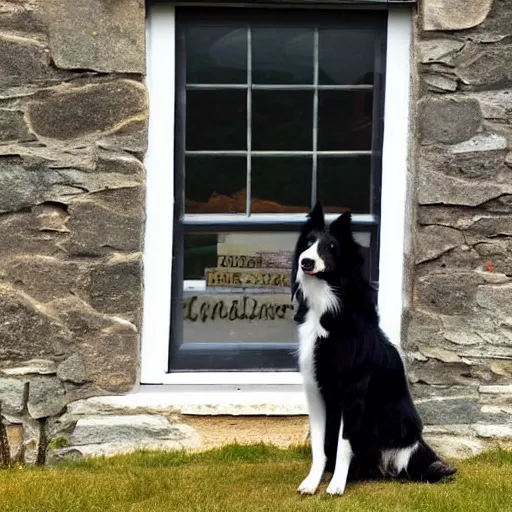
[406,438,457,483]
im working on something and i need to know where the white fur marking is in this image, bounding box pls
[326,416,353,495]
[299,241,326,274]
[295,270,340,494]
[380,442,419,477]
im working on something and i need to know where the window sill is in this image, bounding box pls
[84,383,308,416]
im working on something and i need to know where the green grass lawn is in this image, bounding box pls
[0,445,511,512]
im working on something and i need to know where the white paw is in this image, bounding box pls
[325,481,346,496]
[297,475,321,495]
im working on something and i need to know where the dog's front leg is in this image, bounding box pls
[298,381,326,494]
[326,416,353,495]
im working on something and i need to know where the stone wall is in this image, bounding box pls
[406,0,512,453]
[0,0,147,463]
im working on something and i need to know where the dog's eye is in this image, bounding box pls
[306,239,314,247]
[329,243,335,251]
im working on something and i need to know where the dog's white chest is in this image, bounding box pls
[298,310,327,380]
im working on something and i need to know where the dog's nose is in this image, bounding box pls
[301,258,315,272]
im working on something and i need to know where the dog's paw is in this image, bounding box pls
[325,480,346,496]
[297,476,321,495]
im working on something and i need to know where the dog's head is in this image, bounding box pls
[291,202,363,297]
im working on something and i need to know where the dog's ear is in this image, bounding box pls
[329,211,351,238]
[304,201,325,231]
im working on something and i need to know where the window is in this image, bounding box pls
[169,8,386,372]
[141,4,412,384]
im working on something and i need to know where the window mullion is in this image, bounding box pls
[311,25,319,208]
[246,25,252,216]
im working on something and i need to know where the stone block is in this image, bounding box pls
[418,169,512,206]
[416,225,464,264]
[2,359,57,376]
[419,38,465,63]
[0,33,59,87]
[415,272,484,314]
[0,285,70,367]
[69,415,201,456]
[0,110,33,143]
[57,355,89,386]
[48,0,145,74]
[474,424,512,439]
[48,297,139,393]
[32,203,69,233]
[420,347,465,364]
[88,254,142,317]
[416,398,482,425]
[26,80,147,142]
[62,189,143,257]
[27,377,66,419]
[4,256,83,303]
[0,379,26,415]
[425,435,484,459]
[449,134,508,154]
[409,359,480,387]
[476,282,512,315]
[0,156,140,214]
[419,98,482,144]
[423,0,493,31]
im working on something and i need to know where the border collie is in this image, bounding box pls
[292,202,456,495]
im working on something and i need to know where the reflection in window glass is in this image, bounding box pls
[185,26,247,84]
[186,89,247,150]
[317,156,372,214]
[318,91,373,151]
[252,90,312,150]
[185,156,246,213]
[319,29,376,85]
[251,157,311,213]
[252,27,313,84]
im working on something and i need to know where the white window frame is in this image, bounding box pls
[141,3,412,386]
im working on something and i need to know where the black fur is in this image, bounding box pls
[293,202,456,484]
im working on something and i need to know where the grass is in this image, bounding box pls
[0,444,511,512]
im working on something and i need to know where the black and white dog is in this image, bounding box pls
[292,202,456,495]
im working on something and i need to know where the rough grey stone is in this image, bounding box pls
[420,347,465,364]
[425,436,484,459]
[27,377,66,419]
[0,33,60,87]
[405,309,443,348]
[70,415,201,455]
[48,448,83,464]
[48,297,138,393]
[449,134,508,154]
[418,169,512,206]
[417,398,482,425]
[0,378,26,415]
[98,117,148,155]
[423,0,493,31]
[0,210,67,258]
[419,39,465,64]
[479,384,512,394]
[468,216,512,238]
[62,189,143,257]
[415,272,485,314]
[474,424,512,439]
[26,80,147,142]
[424,73,458,93]
[95,153,145,177]
[2,359,57,376]
[418,206,478,229]
[88,254,142,318]
[4,256,82,303]
[0,156,140,213]
[409,359,480,387]
[0,285,70,367]
[419,98,482,144]
[48,0,145,74]
[0,110,33,143]
[416,225,464,264]
[57,355,89,385]
[476,283,512,315]
[32,203,69,233]
[453,42,512,89]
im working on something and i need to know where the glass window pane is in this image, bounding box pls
[318,90,373,150]
[185,26,247,84]
[317,156,372,213]
[251,157,311,213]
[252,27,313,84]
[252,90,312,150]
[183,231,297,344]
[185,156,246,214]
[319,29,377,85]
[186,89,246,150]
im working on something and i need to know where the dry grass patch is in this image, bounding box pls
[0,444,510,512]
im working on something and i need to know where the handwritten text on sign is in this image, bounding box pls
[183,295,295,322]
[206,268,290,288]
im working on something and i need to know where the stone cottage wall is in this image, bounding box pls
[406,0,512,453]
[1,0,511,464]
[0,0,147,462]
